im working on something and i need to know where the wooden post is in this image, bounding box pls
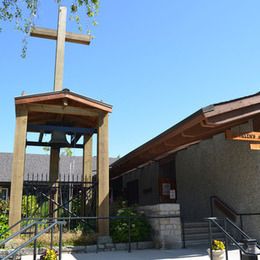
[9,106,28,230]
[49,148,60,182]
[54,6,67,91]
[97,113,109,236]
[49,148,60,218]
[83,135,93,183]
[82,135,92,216]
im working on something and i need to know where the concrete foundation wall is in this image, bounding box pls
[176,131,260,239]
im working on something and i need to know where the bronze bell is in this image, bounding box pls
[49,131,69,147]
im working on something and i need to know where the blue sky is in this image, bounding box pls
[1,0,260,157]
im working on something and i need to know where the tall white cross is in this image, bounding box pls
[30,6,92,92]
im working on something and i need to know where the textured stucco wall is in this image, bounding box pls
[122,161,160,206]
[176,131,260,239]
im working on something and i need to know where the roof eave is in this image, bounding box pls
[15,90,112,113]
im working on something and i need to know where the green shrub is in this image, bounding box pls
[110,203,151,243]
[22,195,39,218]
[0,199,10,240]
[0,214,10,240]
[0,199,8,214]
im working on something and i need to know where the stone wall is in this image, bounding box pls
[138,203,182,249]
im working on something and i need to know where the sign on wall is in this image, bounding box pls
[250,144,260,150]
[226,129,260,150]
[226,130,260,142]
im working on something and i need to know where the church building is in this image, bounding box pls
[110,92,260,240]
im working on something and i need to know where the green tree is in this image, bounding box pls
[0,0,99,57]
[61,147,73,157]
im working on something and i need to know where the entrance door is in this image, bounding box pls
[126,179,139,205]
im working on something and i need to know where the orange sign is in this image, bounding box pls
[250,144,260,150]
[226,130,260,142]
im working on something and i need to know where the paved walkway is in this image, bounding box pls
[22,247,241,259]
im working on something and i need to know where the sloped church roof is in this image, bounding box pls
[110,92,260,177]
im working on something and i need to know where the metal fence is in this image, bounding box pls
[22,180,97,230]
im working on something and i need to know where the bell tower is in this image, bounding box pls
[9,6,112,236]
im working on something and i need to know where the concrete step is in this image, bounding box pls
[184,222,208,228]
[184,226,219,234]
[185,232,224,240]
[183,221,225,248]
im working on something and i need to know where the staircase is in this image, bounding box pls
[183,221,224,247]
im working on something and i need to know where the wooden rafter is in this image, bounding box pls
[27,103,99,117]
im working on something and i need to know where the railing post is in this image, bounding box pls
[180,216,186,248]
[240,215,244,230]
[128,216,131,253]
[210,196,214,217]
[224,218,229,260]
[50,226,54,250]
[33,223,38,260]
[59,223,63,260]
[208,220,213,260]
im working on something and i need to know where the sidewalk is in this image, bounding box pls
[22,247,241,259]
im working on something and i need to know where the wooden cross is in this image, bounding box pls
[30,6,92,92]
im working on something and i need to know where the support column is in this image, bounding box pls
[49,147,60,219]
[49,148,60,182]
[97,113,109,236]
[83,135,93,183]
[82,135,93,216]
[9,106,28,230]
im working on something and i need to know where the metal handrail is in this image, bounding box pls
[1,220,65,260]
[225,218,250,239]
[210,195,260,229]
[21,214,181,221]
[206,217,260,260]
[0,221,37,247]
[2,221,65,260]
[0,218,24,239]
[0,214,181,257]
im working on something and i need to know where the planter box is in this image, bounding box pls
[207,249,225,260]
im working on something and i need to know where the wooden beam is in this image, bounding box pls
[27,103,99,117]
[31,27,92,45]
[54,6,66,91]
[26,141,84,149]
[38,132,44,142]
[71,134,83,146]
[9,106,28,231]
[27,124,97,135]
[97,113,109,236]
[16,92,112,113]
